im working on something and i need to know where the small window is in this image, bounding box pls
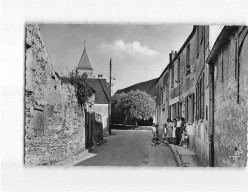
[177,57,180,81]
[171,65,174,88]
[186,44,191,76]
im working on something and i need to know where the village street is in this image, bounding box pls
[75,130,177,166]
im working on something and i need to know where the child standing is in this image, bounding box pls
[151,123,157,146]
[162,124,168,145]
[155,124,160,144]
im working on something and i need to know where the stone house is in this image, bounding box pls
[76,46,110,136]
[156,26,212,166]
[207,26,248,167]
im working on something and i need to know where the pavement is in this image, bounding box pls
[168,144,202,167]
[74,129,177,166]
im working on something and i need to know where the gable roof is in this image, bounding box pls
[206,26,240,65]
[86,78,110,104]
[78,48,93,70]
[115,78,158,97]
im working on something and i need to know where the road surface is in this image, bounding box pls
[75,130,177,166]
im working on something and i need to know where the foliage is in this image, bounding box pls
[61,71,94,106]
[111,90,155,125]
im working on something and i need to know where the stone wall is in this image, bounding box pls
[91,104,109,136]
[213,27,248,167]
[25,24,86,166]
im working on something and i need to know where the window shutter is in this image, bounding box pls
[199,79,202,119]
[185,96,188,122]
[192,93,195,122]
[196,86,198,120]
[202,73,205,119]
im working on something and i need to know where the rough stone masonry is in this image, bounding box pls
[25,24,87,166]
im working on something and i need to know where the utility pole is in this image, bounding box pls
[108,58,112,135]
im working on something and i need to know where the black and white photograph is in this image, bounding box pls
[24,23,247,167]
[1,0,248,192]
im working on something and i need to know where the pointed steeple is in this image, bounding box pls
[78,41,93,70]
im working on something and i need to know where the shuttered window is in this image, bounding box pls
[195,73,205,120]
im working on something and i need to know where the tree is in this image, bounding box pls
[112,90,155,126]
[61,71,94,107]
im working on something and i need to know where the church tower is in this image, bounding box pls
[77,41,93,77]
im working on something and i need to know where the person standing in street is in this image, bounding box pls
[166,118,173,143]
[175,117,182,145]
[179,117,186,146]
[151,123,157,146]
[155,124,160,144]
[162,124,168,145]
[172,119,177,144]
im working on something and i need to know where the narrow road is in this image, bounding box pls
[75,129,177,166]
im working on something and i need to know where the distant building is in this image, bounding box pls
[76,46,94,77]
[76,45,110,135]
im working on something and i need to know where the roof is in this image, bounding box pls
[206,26,239,65]
[78,48,93,70]
[115,78,158,97]
[86,78,110,104]
[156,26,197,84]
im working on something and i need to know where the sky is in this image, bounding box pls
[39,24,193,94]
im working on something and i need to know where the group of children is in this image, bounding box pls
[151,117,188,147]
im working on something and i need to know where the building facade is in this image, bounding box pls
[156,26,212,166]
[156,25,247,167]
[207,26,248,167]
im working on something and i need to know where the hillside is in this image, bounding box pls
[115,78,158,97]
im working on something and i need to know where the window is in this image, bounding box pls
[177,57,180,81]
[176,102,179,117]
[179,102,182,117]
[186,94,194,123]
[196,73,205,120]
[163,76,166,89]
[195,84,199,120]
[171,104,176,119]
[186,44,191,75]
[171,65,174,88]
[201,73,205,118]
[185,96,188,121]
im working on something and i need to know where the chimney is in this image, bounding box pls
[169,50,178,63]
[98,74,103,78]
